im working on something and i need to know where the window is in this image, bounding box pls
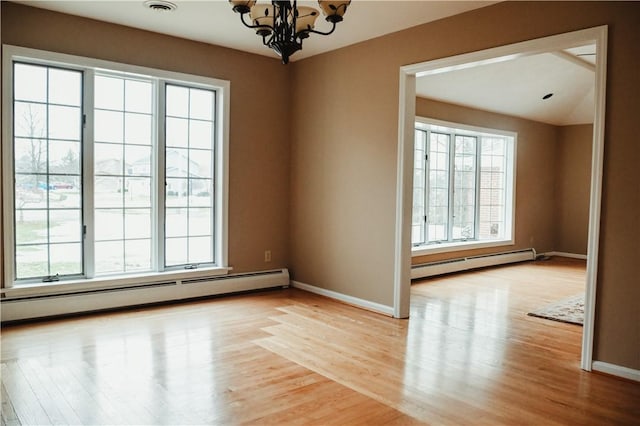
[94,74,154,274]
[164,85,216,267]
[3,46,229,286]
[12,63,84,280]
[412,118,516,253]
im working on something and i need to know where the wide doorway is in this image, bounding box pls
[394,26,608,371]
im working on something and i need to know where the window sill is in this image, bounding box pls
[2,266,232,299]
[412,239,514,257]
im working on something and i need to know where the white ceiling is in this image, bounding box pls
[416,45,596,126]
[16,1,595,126]
[16,0,497,61]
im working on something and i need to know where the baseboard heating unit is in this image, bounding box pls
[0,269,289,323]
[411,249,535,280]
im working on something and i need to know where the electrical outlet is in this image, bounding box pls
[264,250,272,262]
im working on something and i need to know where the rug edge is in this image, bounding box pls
[527,311,583,326]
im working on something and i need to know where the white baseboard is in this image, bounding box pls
[592,361,640,382]
[411,248,534,280]
[1,269,289,322]
[290,280,394,317]
[544,251,588,260]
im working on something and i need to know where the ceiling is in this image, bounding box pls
[17,1,497,61]
[416,44,597,126]
[17,1,595,126]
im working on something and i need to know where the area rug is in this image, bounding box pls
[527,294,584,325]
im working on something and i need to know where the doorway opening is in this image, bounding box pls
[394,26,608,371]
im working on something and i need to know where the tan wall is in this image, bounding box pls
[555,124,593,255]
[290,1,640,369]
[412,97,559,265]
[289,43,400,306]
[1,2,291,276]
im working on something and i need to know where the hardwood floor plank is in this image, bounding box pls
[15,358,83,425]
[1,362,50,425]
[1,258,638,425]
[0,381,20,426]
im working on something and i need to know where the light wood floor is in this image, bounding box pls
[2,258,639,425]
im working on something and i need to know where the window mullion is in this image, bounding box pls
[447,132,456,243]
[474,136,481,241]
[45,68,52,276]
[2,59,17,287]
[422,130,429,245]
[422,130,431,244]
[156,81,166,272]
[211,91,218,263]
[83,68,96,278]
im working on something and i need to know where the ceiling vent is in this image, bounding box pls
[144,0,177,12]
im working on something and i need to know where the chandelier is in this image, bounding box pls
[229,1,351,64]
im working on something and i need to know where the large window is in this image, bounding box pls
[3,47,229,286]
[412,118,516,253]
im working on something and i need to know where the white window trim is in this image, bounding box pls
[2,44,230,288]
[412,116,517,256]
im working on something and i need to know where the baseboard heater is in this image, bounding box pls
[411,249,535,280]
[0,269,289,323]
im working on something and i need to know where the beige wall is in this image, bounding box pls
[555,124,592,255]
[290,1,640,370]
[412,97,559,265]
[1,2,291,275]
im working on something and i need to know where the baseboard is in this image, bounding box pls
[592,361,640,382]
[411,248,534,280]
[544,251,588,260]
[1,269,289,322]
[290,280,394,317]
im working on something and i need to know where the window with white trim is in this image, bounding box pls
[412,118,516,252]
[3,47,229,286]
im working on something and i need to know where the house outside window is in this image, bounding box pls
[412,117,516,255]
[2,46,229,287]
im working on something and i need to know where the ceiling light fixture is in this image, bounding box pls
[229,0,351,64]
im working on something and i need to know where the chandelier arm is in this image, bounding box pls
[261,33,273,47]
[302,21,337,37]
[239,11,274,32]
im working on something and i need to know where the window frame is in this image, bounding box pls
[11,61,86,281]
[90,70,157,276]
[412,117,517,256]
[163,83,218,269]
[2,45,230,288]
